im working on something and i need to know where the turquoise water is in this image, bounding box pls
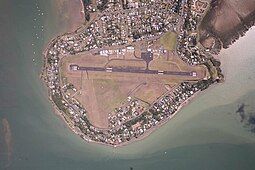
[0,0,255,169]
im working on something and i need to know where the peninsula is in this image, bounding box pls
[41,0,254,147]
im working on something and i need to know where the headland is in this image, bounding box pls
[41,0,254,147]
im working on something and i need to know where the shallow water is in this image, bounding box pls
[0,0,255,169]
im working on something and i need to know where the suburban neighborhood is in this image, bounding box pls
[42,0,223,146]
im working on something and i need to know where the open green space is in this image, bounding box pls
[160,31,178,51]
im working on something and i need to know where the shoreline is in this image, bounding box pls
[79,28,254,147]
[65,82,221,148]
[199,0,255,51]
[41,0,85,78]
[49,83,207,148]
[41,0,225,148]
[42,39,208,148]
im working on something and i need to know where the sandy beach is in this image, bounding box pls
[1,118,12,168]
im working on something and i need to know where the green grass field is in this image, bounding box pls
[160,32,177,51]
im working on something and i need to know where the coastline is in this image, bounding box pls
[41,0,85,76]
[49,83,207,148]
[42,0,85,128]
[42,35,208,148]
[2,0,255,168]
[199,0,255,51]
[112,91,202,147]
[41,0,234,148]
[113,3,255,149]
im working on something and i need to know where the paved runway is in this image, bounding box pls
[75,66,194,76]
